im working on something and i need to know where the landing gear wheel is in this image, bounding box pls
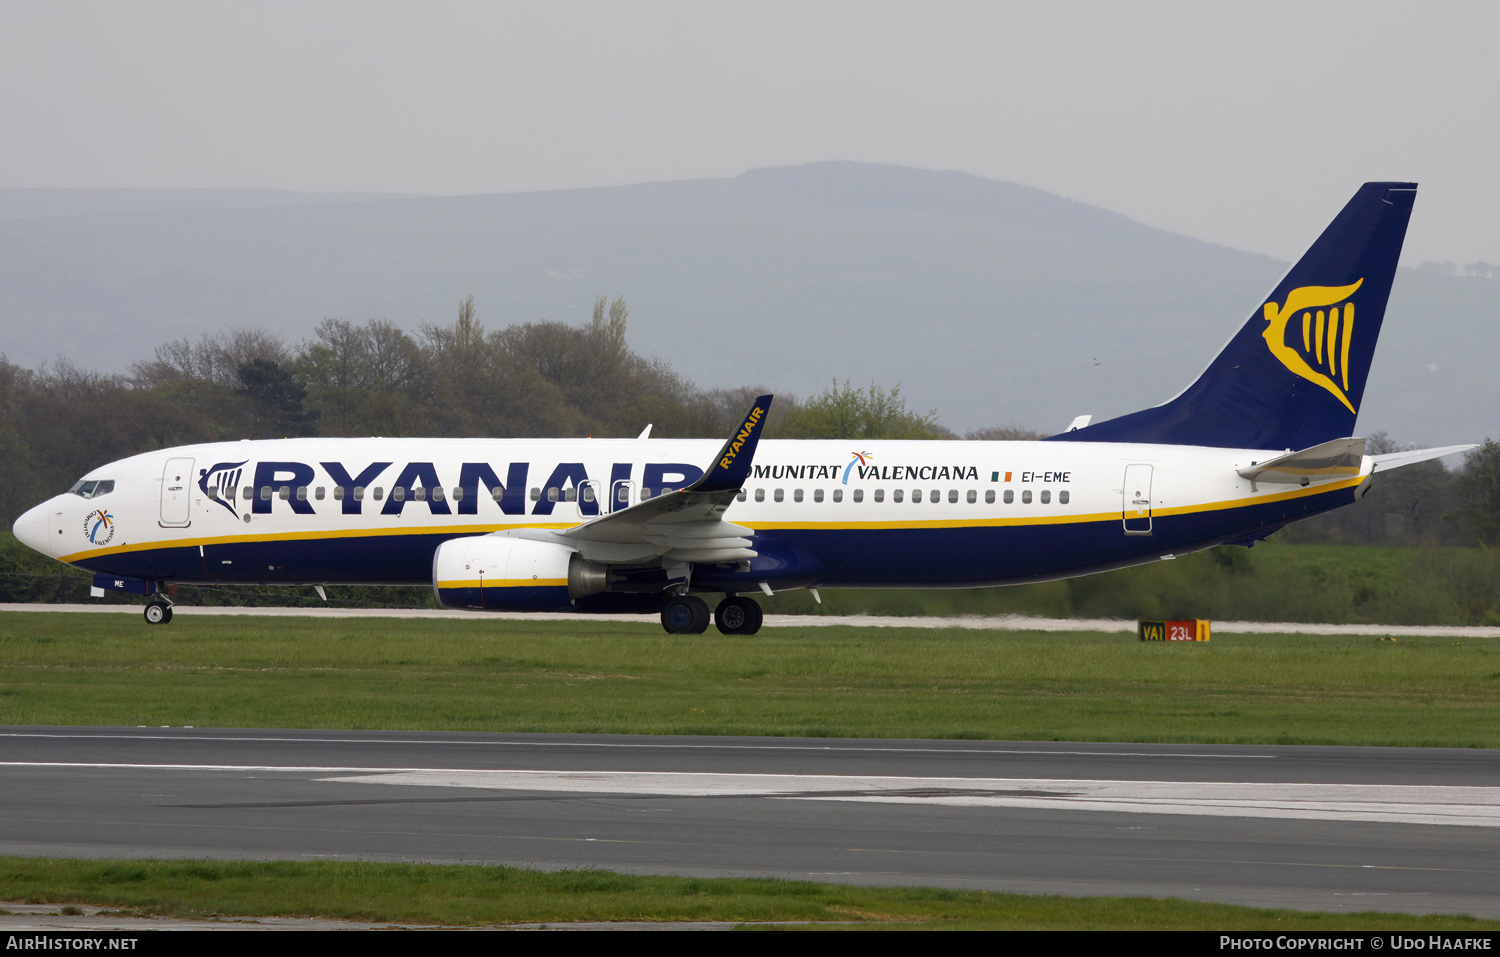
[714,596,763,635]
[661,595,710,635]
[144,601,173,625]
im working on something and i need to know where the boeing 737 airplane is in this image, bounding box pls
[11,182,1471,634]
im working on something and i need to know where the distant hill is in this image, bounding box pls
[0,162,1493,444]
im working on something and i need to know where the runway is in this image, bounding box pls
[2,727,1497,918]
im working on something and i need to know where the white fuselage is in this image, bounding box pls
[14,437,1368,594]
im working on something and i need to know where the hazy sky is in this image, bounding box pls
[3,0,1497,265]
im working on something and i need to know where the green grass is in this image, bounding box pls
[12,532,1500,625]
[1,857,1495,930]
[1,612,1496,745]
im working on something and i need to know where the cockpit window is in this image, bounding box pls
[68,479,114,499]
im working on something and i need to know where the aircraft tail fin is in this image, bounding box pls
[1051,183,1417,450]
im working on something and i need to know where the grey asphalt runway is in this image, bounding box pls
[2,727,1497,919]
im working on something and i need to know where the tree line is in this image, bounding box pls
[1,295,1496,548]
[0,297,973,528]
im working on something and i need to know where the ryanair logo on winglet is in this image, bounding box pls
[719,406,766,469]
[1261,279,1363,414]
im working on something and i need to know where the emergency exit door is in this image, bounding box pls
[1122,464,1153,535]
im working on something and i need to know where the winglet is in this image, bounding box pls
[690,395,773,493]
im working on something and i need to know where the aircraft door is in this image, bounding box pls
[160,457,194,527]
[610,479,635,512]
[1122,464,1153,536]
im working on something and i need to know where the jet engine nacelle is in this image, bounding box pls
[432,534,606,612]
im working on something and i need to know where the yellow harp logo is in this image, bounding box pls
[1261,278,1363,414]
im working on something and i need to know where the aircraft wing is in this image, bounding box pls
[557,395,773,564]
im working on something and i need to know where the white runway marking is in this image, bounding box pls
[318,769,1500,828]
[8,761,1496,826]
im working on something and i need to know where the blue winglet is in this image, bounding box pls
[691,395,774,493]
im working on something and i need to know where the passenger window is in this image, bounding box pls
[966,490,976,504]
[580,486,593,503]
[493,486,505,501]
[774,488,784,502]
[278,486,290,500]
[530,487,541,501]
[207,487,219,500]
[260,487,271,501]
[893,489,904,503]
[335,487,345,501]
[1041,489,1051,504]
[1003,489,1014,504]
[1022,489,1032,504]
[755,488,765,502]
[813,489,824,503]
[985,490,994,504]
[373,487,384,501]
[873,489,883,503]
[563,487,575,502]
[315,487,325,500]
[295,486,307,501]
[393,487,406,502]
[353,486,365,501]
[451,487,464,502]
[932,489,940,502]
[793,489,803,503]
[547,487,558,503]
[833,489,843,503]
[1059,490,1070,504]
[641,488,652,500]
[736,489,746,502]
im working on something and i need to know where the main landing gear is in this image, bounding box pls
[713,596,763,635]
[659,595,764,636]
[143,600,174,625]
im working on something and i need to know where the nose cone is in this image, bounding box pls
[12,501,54,557]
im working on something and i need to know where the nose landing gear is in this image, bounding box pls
[143,600,174,625]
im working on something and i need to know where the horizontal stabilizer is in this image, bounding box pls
[1371,444,1476,472]
[1237,437,1366,485]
